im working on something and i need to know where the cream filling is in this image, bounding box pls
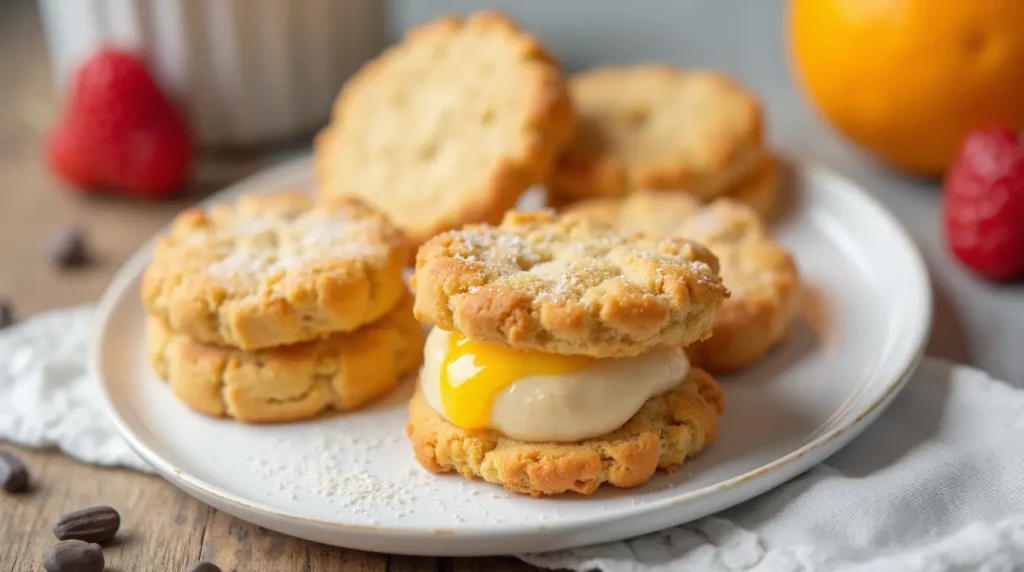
[420,328,690,443]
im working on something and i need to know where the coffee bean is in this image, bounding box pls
[53,505,120,544]
[51,227,94,269]
[0,299,13,329]
[188,562,223,572]
[0,450,29,492]
[43,539,104,572]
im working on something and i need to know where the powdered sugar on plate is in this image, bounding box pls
[232,379,554,528]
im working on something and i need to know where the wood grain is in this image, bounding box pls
[0,446,211,571]
[0,446,545,571]
[0,2,544,570]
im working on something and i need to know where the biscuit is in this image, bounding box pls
[314,10,576,249]
[547,65,763,206]
[412,210,729,358]
[406,367,723,497]
[563,192,799,372]
[142,191,409,350]
[148,294,423,423]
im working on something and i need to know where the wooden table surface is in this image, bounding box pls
[0,2,541,570]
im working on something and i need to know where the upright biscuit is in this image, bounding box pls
[315,10,576,249]
[412,210,729,358]
[563,192,799,372]
[548,65,764,206]
[406,367,723,497]
[148,294,423,423]
[142,191,409,350]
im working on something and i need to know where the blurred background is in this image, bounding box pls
[0,0,1021,381]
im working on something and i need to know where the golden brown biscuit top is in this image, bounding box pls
[152,192,409,291]
[412,210,728,357]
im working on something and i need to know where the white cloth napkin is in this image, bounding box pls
[0,305,151,472]
[521,358,1024,572]
[2,307,1023,571]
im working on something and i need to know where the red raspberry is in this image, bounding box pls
[942,128,1024,281]
[46,48,192,199]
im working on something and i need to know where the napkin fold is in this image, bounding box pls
[1,307,1023,571]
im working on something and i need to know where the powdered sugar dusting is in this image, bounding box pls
[204,210,382,278]
[454,228,545,269]
[247,431,434,521]
[447,220,721,305]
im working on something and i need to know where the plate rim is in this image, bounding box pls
[89,153,933,554]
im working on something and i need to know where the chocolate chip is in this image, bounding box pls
[43,539,104,572]
[0,450,29,492]
[53,505,120,544]
[0,299,13,330]
[188,562,223,572]
[51,227,94,269]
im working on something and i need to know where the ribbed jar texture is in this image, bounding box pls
[39,0,385,147]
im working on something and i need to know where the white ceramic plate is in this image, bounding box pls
[92,155,931,557]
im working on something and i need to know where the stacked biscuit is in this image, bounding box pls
[141,192,423,423]
[407,211,728,496]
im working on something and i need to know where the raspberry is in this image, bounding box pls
[942,128,1024,281]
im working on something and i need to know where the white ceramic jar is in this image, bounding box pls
[38,0,385,148]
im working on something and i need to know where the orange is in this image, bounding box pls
[787,0,1024,177]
